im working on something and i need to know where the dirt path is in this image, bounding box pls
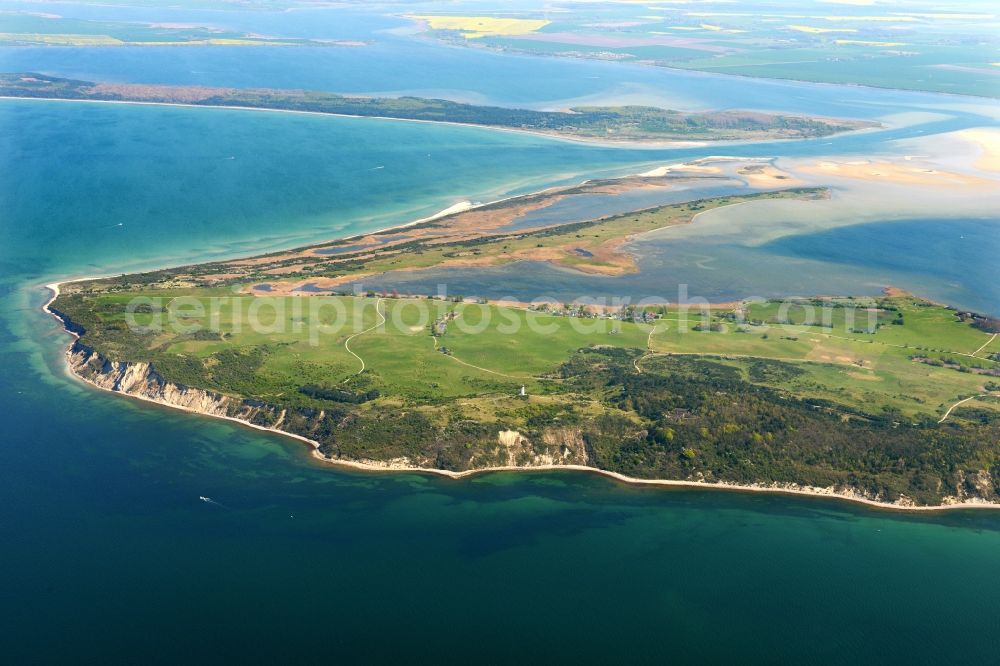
[973,333,998,357]
[634,325,660,373]
[342,298,385,380]
[938,394,985,423]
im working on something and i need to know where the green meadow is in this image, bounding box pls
[56,289,999,422]
[48,285,1000,502]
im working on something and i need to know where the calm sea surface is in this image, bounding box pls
[2,8,1000,661]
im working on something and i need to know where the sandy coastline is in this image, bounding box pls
[308,451,1000,513]
[42,280,1000,512]
[34,160,706,290]
[40,154,776,298]
[37,149,996,513]
[244,157,823,297]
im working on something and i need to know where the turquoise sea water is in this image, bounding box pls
[0,99,692,273]
[4,99,996,311]
[3,8,1000,660]
[2,95,1000,665]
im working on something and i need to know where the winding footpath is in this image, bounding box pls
[633,324,660,373]
[342,298,385,380]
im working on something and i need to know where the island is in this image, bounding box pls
[45,170,1000,509]
[1,73,877,143]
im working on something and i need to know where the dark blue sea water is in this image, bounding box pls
[3,6,1000,662]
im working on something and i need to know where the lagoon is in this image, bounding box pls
[349,216,1000,315]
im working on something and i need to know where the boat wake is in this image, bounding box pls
[199,496,232,510]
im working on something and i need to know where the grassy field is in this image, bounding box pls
[646,298,1000,418]
[57,288,999,422]
[66,292,646,398]
[51,286,1000,503]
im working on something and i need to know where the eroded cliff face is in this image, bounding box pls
[67,340,283,428]
[493,427,589,467]
[63,340,591,472]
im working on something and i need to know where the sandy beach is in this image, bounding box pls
[203,157,812,296]
[954,127,1000,173]
[42,155,786,306]
[309,451,1000,512]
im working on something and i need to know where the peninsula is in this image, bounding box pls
[1,73,876,143]
[46,175,1000,509]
